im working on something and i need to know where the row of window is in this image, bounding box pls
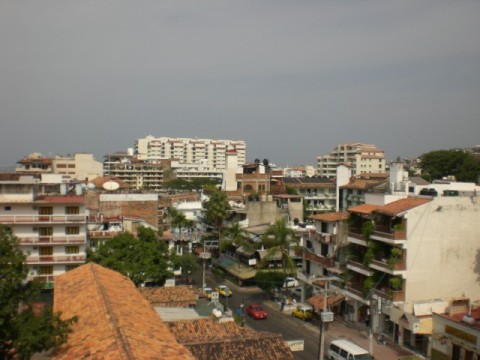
[38,246,80,255]
[38,226,80,235]
[37,264,79,275]
[3,206,80,214]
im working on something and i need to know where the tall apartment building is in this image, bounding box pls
[0,174,87,289]
[135,136,246,170]
[17,152,103,182]
[317,143,386,178]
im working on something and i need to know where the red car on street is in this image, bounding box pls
[246,304,268,320]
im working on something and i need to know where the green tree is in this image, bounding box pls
[260,217,299,292]
[88,226,172,286]
[419,149,480,182]
[203,190,231,253]
[0,226,77,359]
[255,270,285,294]
[171,253,200,283]
[166,207,188,238]
[220,222,251,253]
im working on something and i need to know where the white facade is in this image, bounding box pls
[0,174,87,288]
[135,135,246,171]
[317,143,386,177]
[51,153,103,182]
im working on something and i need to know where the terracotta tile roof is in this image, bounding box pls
[309,211,349,222]
[308,293,345,311]
[139,286,197,308]
[374,197,432,216]
[167,318,295,360]
[348,204,381,215]
[341,178,386,190]
[52,263,194,360]
[35,195,85,204]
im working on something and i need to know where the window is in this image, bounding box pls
[38,266,53,275]
[39,227,53,236]
[39,247,53,256]
[65,206,79,214]
[39,207,53,215]
[4,206,11,211]
[65,227,80,235]
[65,246,79,254]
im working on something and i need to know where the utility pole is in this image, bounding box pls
[317,277,335,360]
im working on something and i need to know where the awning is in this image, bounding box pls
[236,246,256,257]
[214,255,257,280]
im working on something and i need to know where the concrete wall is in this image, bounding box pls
[246,200,279,227]
[404,196,480,311]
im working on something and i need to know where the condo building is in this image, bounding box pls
[0,174,87,288]
[135,136,246,171]
[317,143,386,178]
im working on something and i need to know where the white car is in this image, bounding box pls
[283,277,299,288]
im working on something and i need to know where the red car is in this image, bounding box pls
[246,304,268,319]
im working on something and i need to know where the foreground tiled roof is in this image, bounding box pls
[167,318,295,360]
[52,263,194,360]
[309,211,349,222]
[139,286,197,307]
[374,197,432,216]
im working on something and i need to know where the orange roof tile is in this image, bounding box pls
[308,293,345,311]
[348,204,381,215]
[52,263,194,360]
[139,286,196,307]
[309,212,350,222]
[167,319,295,360]
[374,197,431,216]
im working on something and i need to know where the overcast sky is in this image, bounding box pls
[1,1,479,169]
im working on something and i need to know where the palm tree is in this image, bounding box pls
[203,190,231,255]
[260,217,300,293]
[220,222,251,254]
[167,207,188,239]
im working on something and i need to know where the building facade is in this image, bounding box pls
[317,143,386,178]
[0,174,87,288]
[135,136,246,171]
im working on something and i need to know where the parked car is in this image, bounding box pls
[203,287,213,299]
[328,339,372,360]
[215,285,232,297]
[291,303,313,321]
[283,277,300,288]
[246,304,268,319]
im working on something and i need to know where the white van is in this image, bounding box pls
[327,339,372,360]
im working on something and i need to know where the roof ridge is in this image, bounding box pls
[90,263,135,360]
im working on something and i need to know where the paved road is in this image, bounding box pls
[203,272,414,360]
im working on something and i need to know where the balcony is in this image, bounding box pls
[18,236,85,245]
[304,248,335,268]
[371,224,406,244]
[306,231,335,244]
[26,255,86,264]
[88,230,122,239]
[345,281,369,304]
[373,288,405,302]
[0,214,86,224]
[370,258,406,275]
[347,258,374,276]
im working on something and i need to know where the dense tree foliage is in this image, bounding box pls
[419,150,480,182]
[255,270,285,294]
[0,226,76,359]
[88,226,172,286]
[220,222,251,253]
[202,190,231,253]
[164,178,221,193]
[260,217,299,291]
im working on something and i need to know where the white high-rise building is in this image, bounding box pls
[135,136,246,171]
[317,143,386,177]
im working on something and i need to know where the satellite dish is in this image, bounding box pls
[87,183,96,190]
[103,181,120,191]
[212,309,222,318]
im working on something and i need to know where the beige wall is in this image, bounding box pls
[404,196,480,311]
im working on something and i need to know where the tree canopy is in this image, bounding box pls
[260,217,299,290]
[419,150,480,182]
[0,226,77,359]
[88,226,172,286]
